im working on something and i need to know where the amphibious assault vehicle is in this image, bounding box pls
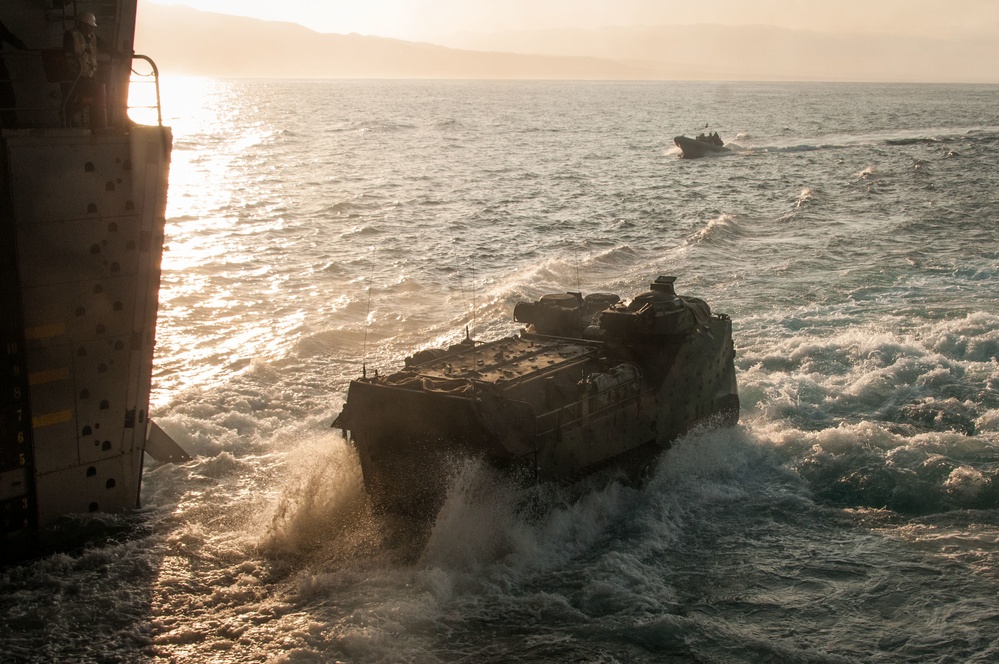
[333,276,739,519]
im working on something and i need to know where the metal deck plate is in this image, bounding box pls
[414,335,600,384]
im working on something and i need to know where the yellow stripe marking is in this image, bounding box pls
[32,410,73,428]
[24,323,67,340]
[28,368,71,385]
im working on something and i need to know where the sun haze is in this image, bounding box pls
[140,0,999,82]
[144,0,999,39]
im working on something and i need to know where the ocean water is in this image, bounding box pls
[2,79,999,662]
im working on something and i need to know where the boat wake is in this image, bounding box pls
[732,125,999,155]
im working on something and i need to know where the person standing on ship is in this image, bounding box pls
[63,11,123,129]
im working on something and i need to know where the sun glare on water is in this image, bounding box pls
[135,76,295,404]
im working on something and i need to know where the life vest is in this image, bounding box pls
[67,29,98,78]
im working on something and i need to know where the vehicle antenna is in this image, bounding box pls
[574,245,581,293]
[362,247,374,379]
[451,237,470,332]
[470,256,476,342]
[470,252,478,377]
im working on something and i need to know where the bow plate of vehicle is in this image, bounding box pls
[334,276,739,520]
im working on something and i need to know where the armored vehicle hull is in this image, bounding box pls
[334,276,739,519]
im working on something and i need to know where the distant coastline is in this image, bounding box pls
[135,4,999,83]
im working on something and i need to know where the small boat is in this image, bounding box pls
[674,133,732,158]
[333,276,740,521]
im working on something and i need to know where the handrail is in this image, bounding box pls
[129,54,163,127]
[535,375,643,438]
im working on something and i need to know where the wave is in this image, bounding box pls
[418,424,775,573]
[434,118,464,130]
[740,321,995,424]
[356,120,417,133]
[762,420,999,515]
[777,187,823,223]
[794,187,817,208]
[885,137,948,146]
[687,214,743,245]
[735,305,999,515]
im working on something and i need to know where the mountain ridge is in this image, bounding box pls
[436,23,999,83]
[134,5,657,80]
[135,4,999,82]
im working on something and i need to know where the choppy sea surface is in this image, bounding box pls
[3,80,999,662]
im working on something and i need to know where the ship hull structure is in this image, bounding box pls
[0,3,172,560]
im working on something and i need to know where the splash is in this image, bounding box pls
[795,187,816,208]
[420,459,527,571]
[258,432,386,566]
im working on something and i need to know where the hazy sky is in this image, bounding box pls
[146,0,999,40]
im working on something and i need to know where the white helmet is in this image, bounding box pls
[79,12,97,27]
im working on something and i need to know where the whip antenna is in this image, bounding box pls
[469,253,477,341]
[362,247,374,379]
[469,252,478,377]
[574,246,581,293]
[451,238,471,331]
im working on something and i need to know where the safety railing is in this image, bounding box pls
[127,54,163,127]
[535,373,643,439]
